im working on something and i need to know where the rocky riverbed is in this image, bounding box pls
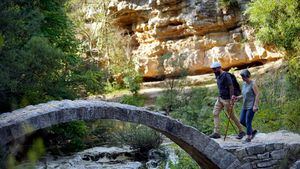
[35,146,142,169]
[33,143,178,169]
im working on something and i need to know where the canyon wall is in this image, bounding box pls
[108,0,282,79]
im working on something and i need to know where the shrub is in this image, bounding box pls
[120,94,146,107]
[155,88,182,114]
[155,77,190,115]
[282,99,300,133]
[123,74,143,95]
[169,87,216,134]
[46,121,88,154]
[156,86,220,134]
[114,125,163,160]
[85,120,129,147]
[287,56,300,90]
[253,67,300,133]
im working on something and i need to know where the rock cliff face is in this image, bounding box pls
[108,0,282,79]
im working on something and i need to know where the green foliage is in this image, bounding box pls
[171,88,216,134]
[114,125,163,160]
[27,138,45,164]
[104,81,123,93]
[157,87,217,134]
[6,154,15,169]
[0,34,3,48]
[246,0,300,51]
[0,0,104,112]
[155,88,182,114]
[123,74,143,95]
[85,120,128,147]
[282,99,300,132]
[169,145,199,169]
[287,56,300,90]
[246,0,300,89]
[47,121,88,154]
[251,68,300,133]
[120,94,146,107]
[6,138,45,169]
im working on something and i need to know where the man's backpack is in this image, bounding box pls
[228,72,241,96]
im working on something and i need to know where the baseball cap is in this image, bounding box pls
[210,62,222,69]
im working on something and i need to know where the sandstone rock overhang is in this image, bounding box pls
[108,0,283,79]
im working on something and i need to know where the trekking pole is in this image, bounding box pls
[224,111,238,134]
[223,108,239,141]
[224,115,230,141]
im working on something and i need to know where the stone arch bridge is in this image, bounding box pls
[0,99,240,169]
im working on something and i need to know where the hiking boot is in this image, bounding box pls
[251,130,258,139]
[236,131,246,139]
[243,138,251,143]
[209,133,221,139]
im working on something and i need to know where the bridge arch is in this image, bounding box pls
[0,100,241,169]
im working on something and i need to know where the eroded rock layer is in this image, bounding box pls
[108,0,282,78]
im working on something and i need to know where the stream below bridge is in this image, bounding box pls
[32,143,178,169]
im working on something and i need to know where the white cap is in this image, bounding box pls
[210,62,221,68]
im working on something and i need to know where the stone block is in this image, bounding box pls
[252,163,258,169]
[246,145,266,155]
[288,143,300,156]
[270,149,286,160]
[219,153,237,169]
[243,155,258,162]
[290,160,300,169]
[257,152,270,159]
[239,162,252,169]
[256,159,278,168]
[204,140,219,157]
[226,159,242,169]
[274,143,284,150]
[210,148,225,165]
[235,149,247,159]
[266,144,275,152]
[258,166,278,169]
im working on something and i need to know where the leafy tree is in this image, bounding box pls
[246,0,300,87]
[0,0,104,112]
[246,0,300,51]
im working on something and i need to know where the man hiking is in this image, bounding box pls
[209,62,245,139]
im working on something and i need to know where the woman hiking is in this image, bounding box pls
[233,69,259,143]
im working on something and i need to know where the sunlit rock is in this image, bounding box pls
[109,0,283,79]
